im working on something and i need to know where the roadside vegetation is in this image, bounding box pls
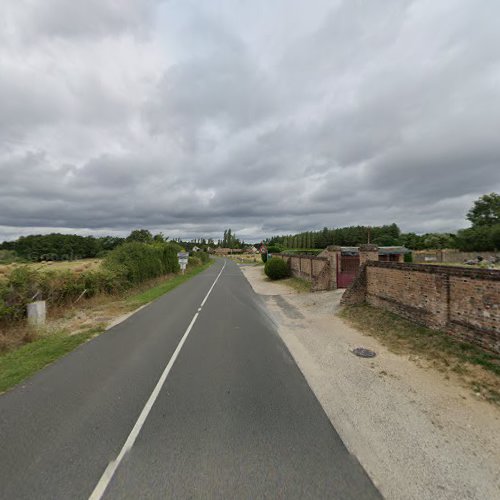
[280,277,312,293]
[264,257,290,280]
[339,304,500,405]
[0,256,213,393]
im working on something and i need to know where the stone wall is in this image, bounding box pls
[342,261,500,354]
[272,252,336,291]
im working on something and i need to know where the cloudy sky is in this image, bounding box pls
[1,0,499,242]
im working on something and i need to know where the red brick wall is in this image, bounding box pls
[272,254,333,291]
[342,262,500,354]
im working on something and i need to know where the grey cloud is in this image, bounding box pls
[1,0,500,242]
[7,0,162,41]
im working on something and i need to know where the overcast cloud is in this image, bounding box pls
[1,0,500,241]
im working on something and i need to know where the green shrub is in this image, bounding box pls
[261,252,268,263]
[198,251,210,264]
[267,245,282,254]
[103,242,179,284]
[162,244,181,274]
[188,256,202,268]
[264,257,290,280]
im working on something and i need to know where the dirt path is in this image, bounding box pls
[240,265,500,500]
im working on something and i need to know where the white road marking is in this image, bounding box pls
[89,261,226,500]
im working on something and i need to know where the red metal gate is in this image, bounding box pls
[337,255,360,288]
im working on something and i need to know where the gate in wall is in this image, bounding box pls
[337,255,360,288]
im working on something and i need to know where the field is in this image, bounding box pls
[0,259,102,280]
[225,254,262,264]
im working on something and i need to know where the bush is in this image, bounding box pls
[264,257,290,280]
[267,245,282,254]
[103,242,180,284]
[261,252,268,263]
[162,244,181,274]
[198,251,210,264]
[188,256,202,268]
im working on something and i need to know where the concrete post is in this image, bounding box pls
[359,244,379,265]
[27,301,46,326]
[325,245,341,289]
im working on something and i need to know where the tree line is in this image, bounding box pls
[1,193,498,259]
[0,230,177,262]
[267,193,500,251]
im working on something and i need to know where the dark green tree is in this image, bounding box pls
[467,193,500,227]
[126,229,153,243]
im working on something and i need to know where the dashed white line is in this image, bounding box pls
[89,260,226,500]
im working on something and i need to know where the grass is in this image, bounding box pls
[339,304,500,404]
[280,276,312,293]
[0,327,102,394]
[127,259,214,307]
[0,258,102,281]
[0,259,215,394]
[225,254,262,265]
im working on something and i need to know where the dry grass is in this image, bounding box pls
[0,258,102,280]
[0,322,38,352]
[280,277,312,293]
[339,304,500,405]
[225,254,262,265]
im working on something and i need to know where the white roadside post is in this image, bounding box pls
[27,300,46,326]
[177,252,189,274]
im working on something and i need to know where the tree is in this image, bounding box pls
[467,193,500,227]
[489,224,500,250]
[455,226,493,251]
[126,229,153,244]
[153,233,169,243]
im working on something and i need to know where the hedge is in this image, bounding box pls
[0,242,184,323]
[264,257,290,280]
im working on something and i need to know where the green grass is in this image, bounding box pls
[0,260,215,394]
[127,259,214,307]
[0,328,101,394]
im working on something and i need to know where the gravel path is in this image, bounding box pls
[241,265,500,500]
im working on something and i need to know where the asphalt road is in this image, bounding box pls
[0,259,381,499]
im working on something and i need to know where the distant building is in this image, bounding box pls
[336,246,409,262]
[214,248,244,255]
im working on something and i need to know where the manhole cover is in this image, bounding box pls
[352,347,376,358]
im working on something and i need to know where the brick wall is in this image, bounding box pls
[272,253,335,291]
[342,262,500,354]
